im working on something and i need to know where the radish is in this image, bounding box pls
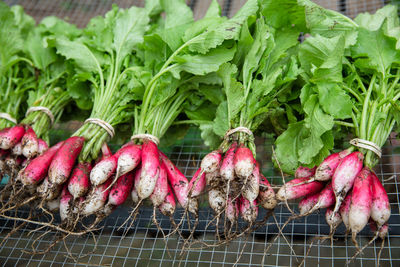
[234,144,255,180]
[82,178,112,216]
[90,155,118,186]
[137,140,159,199]
[131,166,141,203]
[21,126,38,158]
[46,197,60,212]
[276,177,324,201]
[370,171,390,227]
[108,172,135,206]
[60,186,73,221]
[258,172,277,210]
[242,160,260,202]
[160,152,190,209]
[298,193,320,215]
[225,195,239,223]
[307,182,336,214]
[239,197,258,223]
[295,166,316,179]
[19,141,64,186]
[159,184,176,217]
[37,139,49,154]
[0,125,25,150]
[201,150,222,174]
[349,168,372,247]
[220,142,237,181]
[331,151,364,216]
[37,177,61,200]
[326,206,342,236]
[67,162,92,199]
[115,144,141,178]
[150,164,168,207]
[188,167,206,197]
[48,136,84,185]
[339,192,352,232]
[315,149,351,181]
[209,187,226,214]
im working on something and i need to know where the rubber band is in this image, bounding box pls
[131,134,160,146]
[84,118,115,138]
[224,126,253,140]
[350,138,382,158]
[0,113,17,124]
[26,106,55,125]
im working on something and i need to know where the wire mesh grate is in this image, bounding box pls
[1,0,399,266]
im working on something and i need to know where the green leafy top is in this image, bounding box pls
[20,17,82,142]
[184,0,302,154]
[55,4,151,161]
[0,3,35,128]
[275,3,400,173]
[132,0,258,146]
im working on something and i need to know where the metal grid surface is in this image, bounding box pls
[1,0,399,266]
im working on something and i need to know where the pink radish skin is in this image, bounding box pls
[331,151,364,215]
[12,142,22,155]
[370,172,391,227]
[138,140,160,199]
[378,223,389,239]
[315,149,352,181]
[19,141,64,186]
[188,168,206,198]
[276,177,324,201]
[242,160,260,202]
[225,196,239,223]
[90,155,118,186]
[298,193,320,215]
[295,166,316,179]
[326,206,342,232]
[239,197,258,223]
[349,168,372,241]
[37,177,61,200]
[150,165,168,207]
[308,182,336,214]
[21,126,38,158]
[82,179,112,216]
[108,172,135,206]
[160,152,190,209]
[49,136,85,185]
[0,125,25,149]
[339,192,352,231]
[60,186,73,221]
[116,144,141,177]
[234,144,255,179]
[201,150,222,174]
[220,142,237,181]
[159,185,176,217]
[37,139,49,154]
[68,162,92,199]
[258,173,277,210]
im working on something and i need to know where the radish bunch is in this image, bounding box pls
[275,1,398,252]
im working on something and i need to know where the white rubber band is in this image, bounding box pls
[224,126,253,140]
[350,138,382,158]
[0,113,17,124]
[131,134,160,146]
[26,106,55,125]
[84,118,115,138]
